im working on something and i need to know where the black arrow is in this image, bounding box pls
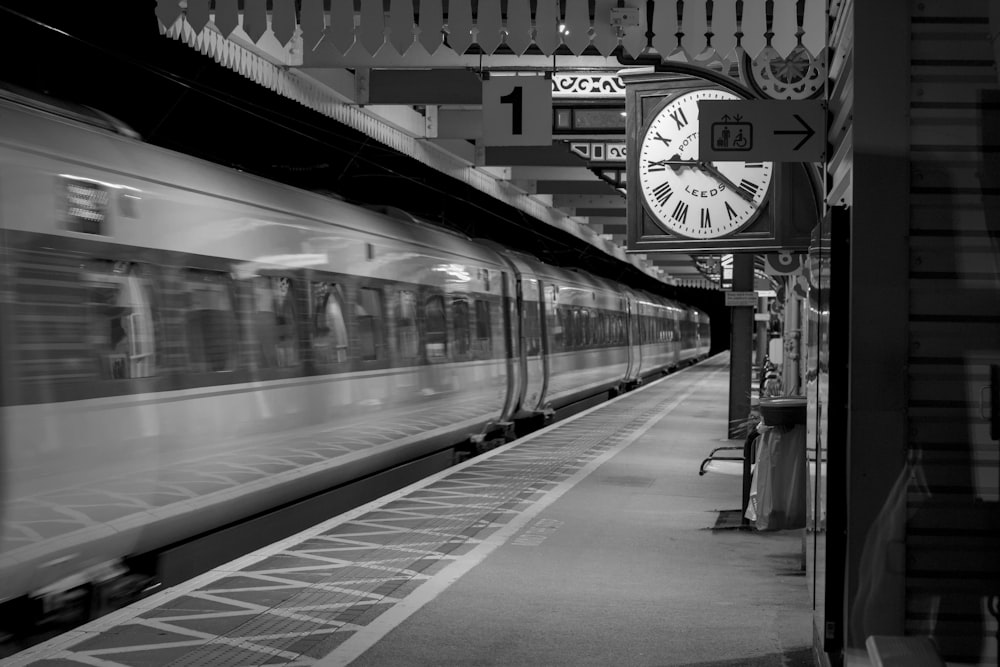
[773,113,815,150]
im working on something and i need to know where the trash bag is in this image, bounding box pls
[754,423,807,531]
[745,463,759,522]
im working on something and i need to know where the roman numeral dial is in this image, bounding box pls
[636,89,774,240]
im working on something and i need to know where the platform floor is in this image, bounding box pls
[4,353,815,666]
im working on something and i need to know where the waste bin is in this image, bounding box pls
[746,397,807,531]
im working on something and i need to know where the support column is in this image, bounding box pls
[727,253,754,438]
[756,295,768,369]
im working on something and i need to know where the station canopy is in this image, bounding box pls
[154,0,827,289]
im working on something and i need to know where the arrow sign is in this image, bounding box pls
[773,113,816,150]
[698,99,826,163]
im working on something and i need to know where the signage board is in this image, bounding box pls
[754,313,771,322]
[764,251,804,275]
[482,77,552,146]
[725,291,758,307]
[698,100,826,162]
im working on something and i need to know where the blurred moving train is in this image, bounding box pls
[0,86,709,624]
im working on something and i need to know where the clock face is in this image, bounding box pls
[637,89,774,239]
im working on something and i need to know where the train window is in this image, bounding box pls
[474,299,492,353]
[251,276,299,368]
[396,289,419,361]
[86,260,157,379]
[62,177,109,235]
[523,298,541,356]
[183,269,237,372]
[545,285,561,351]
[356,287,384,361]
[452,298,471,357]
[561,308,573,348]
[557,307,569,349]
[425,294,447,360]
[311,281,348,364]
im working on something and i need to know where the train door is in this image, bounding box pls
[498,270,520,422]
[625,295,642,381]
[520,277,546,414]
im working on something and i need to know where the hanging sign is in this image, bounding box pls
[698,99,826,162]
[482,76,552,146]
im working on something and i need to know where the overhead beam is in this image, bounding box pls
[591,223,627,235]
[585,216,629,227]
[358,68,484,104]
[511,166,607,181]
[651,256,701,266]
[481,145,586,167]
[535,180,618,195]
[305,49,622,70]
[553,194,625,209]
[576,208,626,217]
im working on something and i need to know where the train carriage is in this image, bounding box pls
[0,85,709,619]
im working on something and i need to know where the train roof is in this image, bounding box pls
[0,84,141,139]
[486,245,622,293]
[0,86,508,269]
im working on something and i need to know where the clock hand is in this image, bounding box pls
[697,161,755,204]
[647,155,699,172]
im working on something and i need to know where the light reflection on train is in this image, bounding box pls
[0,87,710,624]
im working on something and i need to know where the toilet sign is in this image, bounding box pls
[482,77,552,146]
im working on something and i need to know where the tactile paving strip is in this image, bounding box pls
[5,360,726,667]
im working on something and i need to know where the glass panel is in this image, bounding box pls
[452,298,470,356]
[524,298,541,356]
[87,260,157,379]
[475,299,492,355]
[396,289,419,360]
[252,276,299,368]
[312,282,348,364]
[62,177,109,235]
[425,294,447,359]
[544,284,561,351]
[184,270,237,372]
[357,287,383,361]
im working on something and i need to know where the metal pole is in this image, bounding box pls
[728,253,754,439]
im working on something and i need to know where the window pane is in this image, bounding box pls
[396,290,419,360]
[312,282,348,364]
[252,276,299,368]
[87,260,157,380]
[524,299,541,356]
[357,287,383,361]
[453,299,470,356]
[475,299,491,340]
[184,270,237,372]
[425,295,447,359]
[555,307,566,350]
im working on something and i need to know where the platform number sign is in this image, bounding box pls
[482,77,552,146]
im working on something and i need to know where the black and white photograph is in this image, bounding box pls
[0,1,997,665]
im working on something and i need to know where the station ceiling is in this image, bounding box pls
[2,0,828,292]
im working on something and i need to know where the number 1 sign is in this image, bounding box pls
[482,76,552,146]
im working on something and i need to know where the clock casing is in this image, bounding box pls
[636,88,774,240]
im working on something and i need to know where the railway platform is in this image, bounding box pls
[3,352,815,666]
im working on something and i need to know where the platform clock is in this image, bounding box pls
[637,89,774,239]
